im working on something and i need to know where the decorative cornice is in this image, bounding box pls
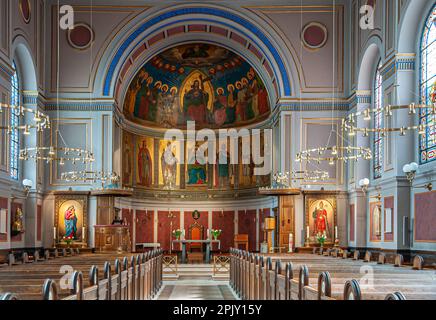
[44,101,115,112]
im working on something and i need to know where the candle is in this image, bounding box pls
[306,226,310,238]
[335,226,338,240]
[288,233,293,253]
[82,227,86,241]
[53,227,57,240]
[207,228,210,239]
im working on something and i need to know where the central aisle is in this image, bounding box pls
[155,263,237,300]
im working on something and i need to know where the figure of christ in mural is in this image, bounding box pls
[138,141,152,187]
[214,88,228,126]
[161,142,178,189]
[64,205,78,240]
[183,78,209,125]
[313,201,330,238]
[122,135,132,186]
[187,145,207,185]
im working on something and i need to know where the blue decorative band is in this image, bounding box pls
[103,7,290,97]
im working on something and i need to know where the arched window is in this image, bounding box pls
[420,5,436,164]
[373,61,383,179]
[10,61,20,180]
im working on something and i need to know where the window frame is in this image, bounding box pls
[373,60,383,180]
[9,61,20,180]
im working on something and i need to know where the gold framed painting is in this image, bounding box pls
[305,195,337,245]
[55,194,88,244]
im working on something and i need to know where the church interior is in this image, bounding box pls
[0,0,435,302]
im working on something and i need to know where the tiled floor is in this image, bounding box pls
[156,280,237,300]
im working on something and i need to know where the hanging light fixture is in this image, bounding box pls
[260,170,329,191]
[61,170,121,189]
[19,147,95,164]
[342,103,435,137]
[296,146,373,164]
[0,102,50,133]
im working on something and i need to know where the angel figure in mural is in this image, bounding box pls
[64,205,78,240]
[160,86,180,128]
[161,141,178,189]
[183,78,209,125]
[138,141,152,187]
[312,201,330,238]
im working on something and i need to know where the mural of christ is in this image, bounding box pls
[183,78,209,125]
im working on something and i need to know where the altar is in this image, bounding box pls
[172,239,221,263]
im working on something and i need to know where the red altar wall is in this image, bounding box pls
[384,197,394,242]
[212,211,234,252]
[0,198,7,242]
[238,210,257,252]
[11,202,22,242]
[414,191,436,242]
[157,211,180,251]
[135,210,154,244]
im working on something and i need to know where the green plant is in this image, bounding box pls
[211,229,222,239]
[172,229,182,239]
[316,232,327,246]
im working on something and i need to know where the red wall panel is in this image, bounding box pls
[157,211,180,251]
[0,197,7,242]
[37,205,42,241]
[135,210,154,244]
[384,197,394,242]
[212,211,234,252]
[349,204,355,242]
[414,191,436,242]
[237,210,257,251]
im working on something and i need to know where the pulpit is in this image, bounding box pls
[94,225,131,253]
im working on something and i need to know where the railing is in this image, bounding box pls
[229,248,419,301]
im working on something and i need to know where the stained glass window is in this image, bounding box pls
[373,61,383,179]
[10,61,20,180]
[420,5,436,164]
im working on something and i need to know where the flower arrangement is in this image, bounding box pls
[211,229,222,240]
[63,235,74,246]
[172,229,182,240]
[316,231,327,246]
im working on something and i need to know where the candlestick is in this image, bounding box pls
[335,226,338,240]
[82,227,86,241]
[207,228,210,240]
[288,233,293,253]
[305,225,310,247]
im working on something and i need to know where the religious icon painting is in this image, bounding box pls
[54,195,88,245]
[135,136,154,188]
[159,139,180,189]
[305,196,337,245]
[122,131,134,187]
[186,140,208,187]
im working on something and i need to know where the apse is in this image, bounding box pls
[123,43,271,129]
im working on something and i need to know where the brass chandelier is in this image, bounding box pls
[343,103,436,137]
[19,146,95,164]
[0,102,50,134]
[296,146,373,165]
[61,170,119,186]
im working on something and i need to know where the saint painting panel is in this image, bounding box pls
[122,131,134,187]
[135,136,154,188]
[306,196,336,245]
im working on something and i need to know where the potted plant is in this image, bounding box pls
[316,231,327,248]
[172,229,182,240]
[62,235,74,247]
[211,229,222,240]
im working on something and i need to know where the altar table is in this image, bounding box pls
[171,239,221,263]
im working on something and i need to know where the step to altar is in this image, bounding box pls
[163,263,229,281]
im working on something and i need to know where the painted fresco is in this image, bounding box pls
[135,136,154,188]
[306,197,336,245]
[123,43,270,129]
[122,131,134,186]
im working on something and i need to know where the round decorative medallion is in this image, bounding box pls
[192,210,200,220]
[301,22,328,50]
[19,0,31,24]
[67,23,94,50]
